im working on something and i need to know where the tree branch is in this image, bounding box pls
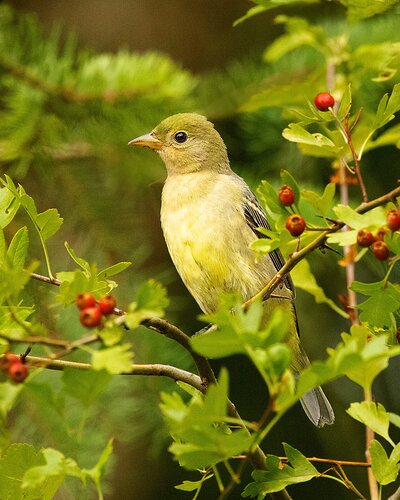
[243,184,400,308]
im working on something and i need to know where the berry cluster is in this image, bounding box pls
[356,208,400,261]
[0,353,29,383]
[277,184,307,237]
[76,293,117,328]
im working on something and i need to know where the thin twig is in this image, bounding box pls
[280,456,370,467]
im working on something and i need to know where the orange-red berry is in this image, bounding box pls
[76,293,96,310]
[9,361,29,383]
[372,240,390,261]
[387,209,400,231]
[314,92,335,111]
[278,185,295,206]
[98,295,116,316]
[356,229,374,248]
[285,214,306,237]
[80,306,102,328]
[0,353,20,374]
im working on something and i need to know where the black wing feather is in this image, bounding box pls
[242,188,295,294]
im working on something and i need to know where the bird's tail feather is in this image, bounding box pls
[300,386,335,428]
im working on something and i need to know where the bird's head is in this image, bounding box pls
[129,113,230,175]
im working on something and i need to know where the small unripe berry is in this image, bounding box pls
[80,306,102,328]
[285,214,306,237]
[386,209,400,231]
[314,92,335,111]
[356,229,374,248]
[372,240,390,261]
[278,185,295,206]
[374,227,388,242]
[98,295,117,316]
[0,353,20,374]
[9,361,29,383]
[76,293,96,310]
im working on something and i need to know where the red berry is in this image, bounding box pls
[372,241,390,261]
[285,214,306,237]
[278,185,295,206]
[98,295,117,316]
[356,229,374,248]
[314,92,335,111]
[76,293,96,310]
[0,353,20,374]
[80,306,102,328]
[387,209,400,231]
[374,227,388,242]
[9,361,29,383]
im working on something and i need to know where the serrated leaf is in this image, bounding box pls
[336,84,352,121]
[301,183,335,217]
[357,285,400,328]
[36,208,63,241]
[175,472,213,492]
[347,402,394,446]
[91,344,134,374]
[125,279,169,328]
[333,204,386,229]
[160,369,252,470]
[7,226,29,267]
[370,439,400,485]
[233,4,268,27]
[243,443,318,497]
[373,83,400,129]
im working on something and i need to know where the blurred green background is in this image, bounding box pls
[2,1,400,498]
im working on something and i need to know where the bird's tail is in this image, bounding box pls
[300,386,335,428]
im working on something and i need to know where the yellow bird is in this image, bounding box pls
[129,113,334,427]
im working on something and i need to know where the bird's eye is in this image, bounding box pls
[174,131,188,144]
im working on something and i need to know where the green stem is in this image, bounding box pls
[38,230,55,281]
[213,465,224,492]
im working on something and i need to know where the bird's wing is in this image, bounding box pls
[242,187,295,295]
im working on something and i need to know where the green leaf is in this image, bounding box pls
[357,285,400,328]
[125,279,169,329]
[243,443,318,497]
[175,473,213,495]
[282,123,341,153]
[0,381,24,418]
[347,402,394,446]
[301,183,335,217]
[233,5,268,27]
[84,438,113,492]
[0,182,20,229]
[280,169,300,205]
[62,368,112,407]
[56,268,110,305]
[336,84,352,122]
[0,443,46,500]
[373,83,400,129]
[291,260,348,318]
[7,226,29,268]
[370,440,400,485]
[340,0,400,21]
[160,369,252,470]
[97,261,132,279]
[64,241,91,272]
[22,449,69,494]
[91,344,134,374]
[36,208,63,241]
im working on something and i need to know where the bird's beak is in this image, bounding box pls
[128,133,163,150]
